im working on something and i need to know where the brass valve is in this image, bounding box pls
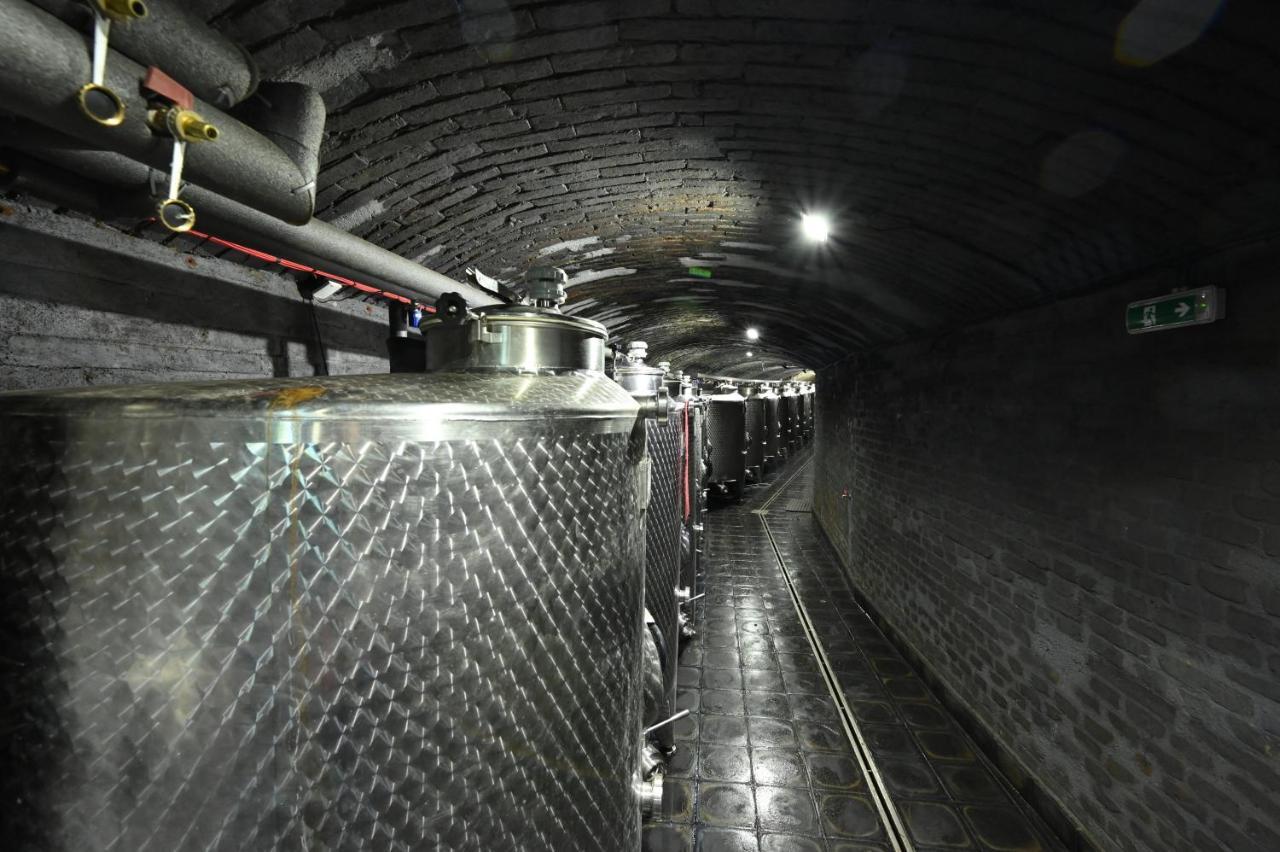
[93,0,148,21]
[148,107,219,143]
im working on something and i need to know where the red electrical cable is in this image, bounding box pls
[682,399,691,522]
[184,227,435,312]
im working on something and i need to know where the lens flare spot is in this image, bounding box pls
[1115,0,1225,67]
[1040,130,1127,198]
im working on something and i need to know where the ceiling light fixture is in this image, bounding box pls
[801,212,830,243]
[746,351,754,358]
[745,327,760,341]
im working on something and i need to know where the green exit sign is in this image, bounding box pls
[1126,287,1224,335]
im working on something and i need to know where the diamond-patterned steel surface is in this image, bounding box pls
[706,399,746,494]
[680,402,708,598]
[0,374,645,852]
[743,397,764,474]
[646,411,683,748]
[762,396,782,468]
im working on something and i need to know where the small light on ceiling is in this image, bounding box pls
[746,351,754,358]
[745,327,760,341]
[801,212,830,243]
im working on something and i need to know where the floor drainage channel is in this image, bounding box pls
[754,460,915,852]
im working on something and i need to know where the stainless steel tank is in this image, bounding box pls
[743,385,765,482]
[804,384,816,441]
[706,383,747,500]
[781,384,800,456]
[614,342,680,755]
[0,296,647,851]
[668,372,707,628]
[760,384,781,470]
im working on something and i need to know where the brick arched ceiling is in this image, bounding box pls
[197,0,1277,378]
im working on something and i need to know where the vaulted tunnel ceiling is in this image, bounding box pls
[196,0,1278,378]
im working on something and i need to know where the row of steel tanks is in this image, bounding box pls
[612,342,704,779]
[703,380,815,500]
[0,269,697,851]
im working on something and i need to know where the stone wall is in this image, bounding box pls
[813,242,1280,852]
[0,203,387,390]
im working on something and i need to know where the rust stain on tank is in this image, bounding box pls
[266,386,328,410]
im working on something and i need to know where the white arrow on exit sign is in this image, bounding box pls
[1174,301,1191,318]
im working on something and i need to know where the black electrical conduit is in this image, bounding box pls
[0,0,319,224]
[0,134,502,308]
[25,0,258,107]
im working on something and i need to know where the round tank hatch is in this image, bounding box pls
[421,304,608,374]
[614,339,669,419]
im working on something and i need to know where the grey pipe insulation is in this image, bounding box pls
[0,137,503,308]
[23,0,258,107]
[0,0,319,224]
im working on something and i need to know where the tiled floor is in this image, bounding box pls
[643,451,1064,852]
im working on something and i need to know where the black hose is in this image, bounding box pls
[307,297,330,377]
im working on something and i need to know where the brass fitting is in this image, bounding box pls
[148,107,219,143]
[77,83,126,127]
[173,110,219,143]
[94,0,148,21]
[156,197,196,233]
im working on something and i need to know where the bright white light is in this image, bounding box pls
[801,213,830,243]
[745,327,760,341]
[746,351,754,358]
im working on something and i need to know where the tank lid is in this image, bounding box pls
[421,299,608,373]
[710,382,743,401]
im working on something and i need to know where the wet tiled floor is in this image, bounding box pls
[644,452,1064,852]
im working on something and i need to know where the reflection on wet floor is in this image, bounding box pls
[644,454,1064,852]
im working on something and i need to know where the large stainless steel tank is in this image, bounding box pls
[0,298,647,851]
[781,384,800,456]
[666,372,707,626]
[743,385,765,482]
[706,383,747,500]
[803,384,815,441]
[760,384,781,470]
[614,342,680,754]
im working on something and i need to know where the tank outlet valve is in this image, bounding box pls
[76,7,128,127]
[642,709,691,737]
[637,769,665,819]
[677,591,706,607]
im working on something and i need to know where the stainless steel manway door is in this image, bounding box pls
[0,372,646,852]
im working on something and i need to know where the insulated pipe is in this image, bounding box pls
[232,82,324,200]
[0,0,316,223]
[24,0,258,107]
[0,142,501,307]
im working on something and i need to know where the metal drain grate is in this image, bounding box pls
[781,498,812,512]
